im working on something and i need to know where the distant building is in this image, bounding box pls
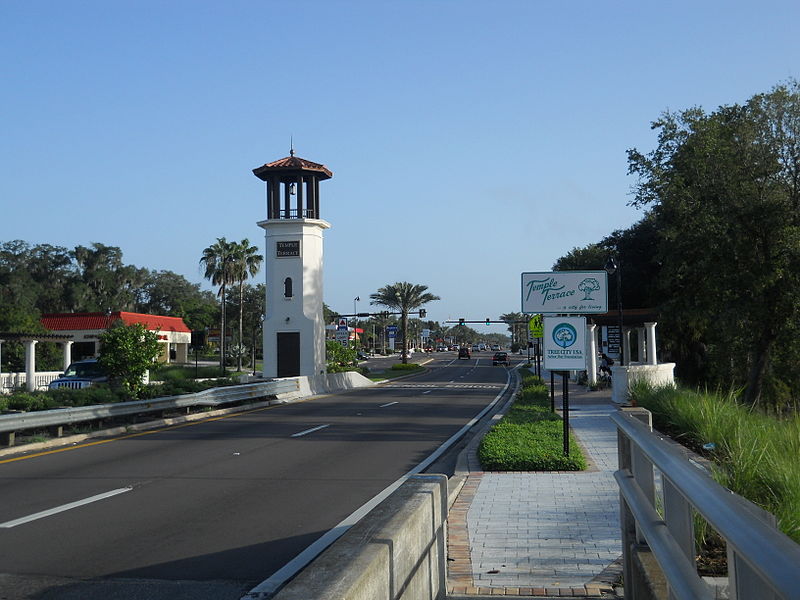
[41,312,191,363]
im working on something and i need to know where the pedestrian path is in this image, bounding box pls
[447,384,623,598]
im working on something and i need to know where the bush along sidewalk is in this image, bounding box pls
[478,369,587,471]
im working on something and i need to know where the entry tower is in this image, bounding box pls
[253,150,332,378]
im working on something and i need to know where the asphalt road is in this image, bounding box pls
[0,352,518,600]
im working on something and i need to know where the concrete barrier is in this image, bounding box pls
[273,474,448,600]
[274,371,376,401]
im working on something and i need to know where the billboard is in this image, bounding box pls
[521,271,608,314]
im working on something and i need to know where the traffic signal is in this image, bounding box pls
[458,318,465,326]
[419,309,426,318]
[485,317,490,326]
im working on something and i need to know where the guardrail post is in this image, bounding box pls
[1,431,15,447]
[617,425,639,599]
[728,502,778,600]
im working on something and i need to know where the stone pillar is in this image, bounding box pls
[24,339,37,392]
[176,343,188,363]
[637,328,646,364]
[62,340,73,371]
[645,322,658,365]
[623,328,632,366]
[587,323,598,385]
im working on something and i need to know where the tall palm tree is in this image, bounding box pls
[230,239,263,371]
[370,282,440,364]
[200,237,237,373]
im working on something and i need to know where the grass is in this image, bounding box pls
[151,365,233,381]
[478,370,587,471]
[629,381,800,546]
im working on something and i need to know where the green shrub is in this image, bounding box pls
[478,369,587,471]
[391,363,422,371]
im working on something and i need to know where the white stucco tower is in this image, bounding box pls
[253,151,332,378]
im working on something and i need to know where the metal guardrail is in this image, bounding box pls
[612,409,800,600]
[0,379,300,444]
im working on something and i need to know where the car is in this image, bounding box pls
[491,344,501,351]
[458,347,471,359]
[436,346,446,352]
[48,359,108,390]
[492,351,509,366]
[471,344,480,352]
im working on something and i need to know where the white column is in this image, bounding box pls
[587,323,597,385]
[637,327,646,364]
[62,340,73,371]
[0,339,4,375]
[645,322,658,365]
[623,328,632,365]
[24,339,38,392]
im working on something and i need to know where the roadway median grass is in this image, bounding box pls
[478,369,587,471]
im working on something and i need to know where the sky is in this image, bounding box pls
[2,1,799,334]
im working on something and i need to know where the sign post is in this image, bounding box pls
[543,316,587,457]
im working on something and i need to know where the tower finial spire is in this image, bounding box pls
[290,137,295,157]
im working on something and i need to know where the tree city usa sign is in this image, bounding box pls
[543,316,587,371]
[520,271,608,314]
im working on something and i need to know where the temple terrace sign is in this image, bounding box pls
[521,271,608,314]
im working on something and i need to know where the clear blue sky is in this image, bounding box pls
[2,1,798,333]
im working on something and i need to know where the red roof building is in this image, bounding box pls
[41,311,192,363]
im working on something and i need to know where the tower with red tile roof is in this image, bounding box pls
[253,149,332,378]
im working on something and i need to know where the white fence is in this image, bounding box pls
[0,371,62,394]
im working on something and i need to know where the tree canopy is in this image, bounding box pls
[370,282,440,363]
[624,80,800,405]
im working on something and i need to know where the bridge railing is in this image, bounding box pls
[612,409,800,600]
[0,379,299,447]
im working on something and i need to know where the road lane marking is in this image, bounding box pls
[0,487,133,528]
[291,424,330,438]
[379,401,398,407]
[245,365,518,599]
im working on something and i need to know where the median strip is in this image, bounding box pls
[0,486,133,528]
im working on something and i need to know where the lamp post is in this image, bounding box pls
[604,256,624,366]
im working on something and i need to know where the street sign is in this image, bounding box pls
[521,271,608,314]
[386,325,398,339]
[336,318,349,344]
[528,314,543,338]
[543,316,587,371]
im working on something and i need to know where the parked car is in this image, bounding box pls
[492,351,509,366]
[48,359,108,390]
[491,344,501,351]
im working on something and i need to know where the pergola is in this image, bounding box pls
[0,332,75,392]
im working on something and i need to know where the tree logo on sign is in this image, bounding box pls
[552,323,577,348]
[578,277,601,300]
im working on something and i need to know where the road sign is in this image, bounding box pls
[386,325,398,339]
[528,314,543,338]
[336,318,349,344]
[543,316,587,371]
[521,271,608,314]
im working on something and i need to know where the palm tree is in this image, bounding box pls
[369,282,440,364]
[230,239,263,371]
[200,237,237,373]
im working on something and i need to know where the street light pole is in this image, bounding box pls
[604,256,624,366]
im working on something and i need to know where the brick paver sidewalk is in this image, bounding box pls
[447,386,622,598]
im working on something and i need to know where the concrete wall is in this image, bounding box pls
[273,474,448,600]
[611,363,675,404]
